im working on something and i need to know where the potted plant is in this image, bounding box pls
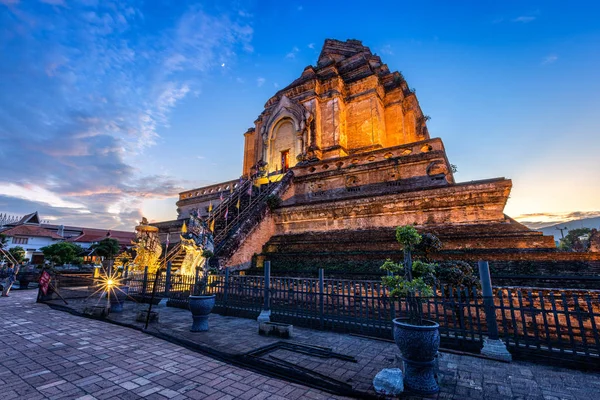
[381,225,440,394]
[188,250,216,332]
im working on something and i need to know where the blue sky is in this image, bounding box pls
[1,0,599,230]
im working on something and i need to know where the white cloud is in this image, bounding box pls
[0,3,253,229]
[514,211,600,229]
[285,46,300,59]
[542,54,558,65]
[308,43,315,49]
[512,16,536,23]
[0,184,87,210]
[40,0,66,6]
[257,77,265,87]
[379,44,393,56]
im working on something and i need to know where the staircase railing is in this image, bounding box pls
[213,171,293,253]
[163,242,182,264]
[209,179,253,223]
[0,247,19,265]
[160,180,251,268]
[214,185,272,246]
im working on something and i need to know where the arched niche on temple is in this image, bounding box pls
[261,95,312,174]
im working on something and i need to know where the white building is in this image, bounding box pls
[0,211,135,264]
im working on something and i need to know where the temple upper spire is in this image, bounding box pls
[242,38,431,177]
[316,39,371,66]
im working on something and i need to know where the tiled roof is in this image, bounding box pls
[70,229,135,246]
[1,210,135,246]
[16,211,39,225]
[0,225,63,239]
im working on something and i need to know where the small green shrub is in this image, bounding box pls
[266,194,282,210]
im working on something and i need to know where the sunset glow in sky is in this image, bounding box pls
[1,0,599,230]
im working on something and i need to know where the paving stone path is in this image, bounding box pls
[0,291,346,400]
[44,289,600,400]
[11,287,600,399]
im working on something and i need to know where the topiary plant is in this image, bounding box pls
[381,225,439,325]
[414,232,443,262]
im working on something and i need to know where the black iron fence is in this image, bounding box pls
[45,265,600,364]
[113,267,600,363]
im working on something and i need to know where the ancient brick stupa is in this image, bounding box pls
[157,39,568,273]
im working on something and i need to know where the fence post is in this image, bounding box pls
[257,261,271,323]
[387,270,396,321]
[478,260,512,362]
[319,268,325,329]
[142,266,149,297]
[194,265,201,288]
[223,267,230,315]
[165,261,172,297]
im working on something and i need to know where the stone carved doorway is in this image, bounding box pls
[281,150,290,172]
[268,119,296,173]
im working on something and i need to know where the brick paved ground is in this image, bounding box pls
[0,290,347,400]
[42,289,600,399]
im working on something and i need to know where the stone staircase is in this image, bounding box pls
[210,171,293,266]
[153,242,183,272]
[161,171,294,269]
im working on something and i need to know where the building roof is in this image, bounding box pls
[16,211,40,225]
[69,229,135,246]
[1,211,135,247]
[0,224,63,239]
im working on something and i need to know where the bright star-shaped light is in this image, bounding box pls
[87,269,129,307]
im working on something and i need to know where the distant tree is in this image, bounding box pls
[91,238,121,274]
[8,246,26,263]
[90,238,121,259]
[41,242,84,265]
[559,228,591,252]
[72,257,84,266]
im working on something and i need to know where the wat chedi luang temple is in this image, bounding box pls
[155,39,599,275]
